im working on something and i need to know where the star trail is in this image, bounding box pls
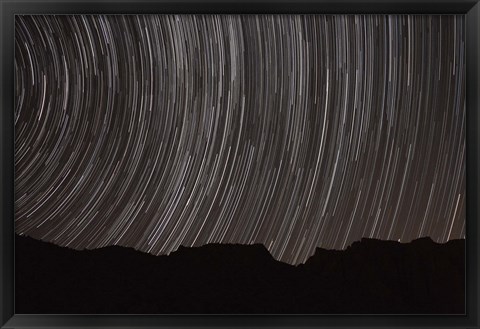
[14,15,465,265]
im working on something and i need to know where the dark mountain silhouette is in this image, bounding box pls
[15,234,465,314]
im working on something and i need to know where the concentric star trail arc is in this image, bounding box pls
[14,15,465,265]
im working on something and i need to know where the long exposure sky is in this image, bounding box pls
[14,15,465,265]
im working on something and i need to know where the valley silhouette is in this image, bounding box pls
[15,234,465,314]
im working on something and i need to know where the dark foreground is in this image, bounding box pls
[15,234,465,314]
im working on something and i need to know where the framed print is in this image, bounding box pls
[1,0,479,328]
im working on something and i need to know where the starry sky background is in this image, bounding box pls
[14,15,465,265]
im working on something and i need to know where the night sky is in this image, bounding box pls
[14,15,465,265]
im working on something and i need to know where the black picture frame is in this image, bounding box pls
[1,0,479,328]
